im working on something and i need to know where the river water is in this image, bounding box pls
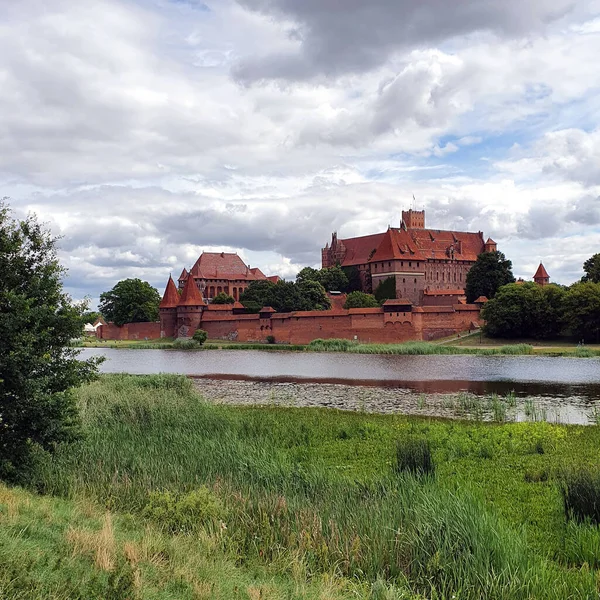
[80,348,600,424]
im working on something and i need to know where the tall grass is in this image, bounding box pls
[307,339,536,356]
[561,468,600,525]
[27,375,598,598]
[395,437,434,476]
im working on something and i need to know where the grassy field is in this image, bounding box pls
[75,336,600,357]
[3,374,600,598]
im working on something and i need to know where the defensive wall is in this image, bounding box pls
[97,303,482,345]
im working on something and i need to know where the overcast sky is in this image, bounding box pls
[3,0,600,304]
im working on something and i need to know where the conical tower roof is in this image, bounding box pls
[159,276,179,309]
[534,262,549,280]
[178,275,205,306]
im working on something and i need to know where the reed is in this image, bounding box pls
[20,374,598,598]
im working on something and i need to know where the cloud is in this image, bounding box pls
[233,0,588,81]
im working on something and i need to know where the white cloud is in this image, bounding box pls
[1,0,600,302]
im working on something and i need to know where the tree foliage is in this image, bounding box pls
[341,266,363,293]
[296,265,349,292]
[482,283,566,339]
[563,282,600,342]
[0,201,101,480]
[582,253,600,284]
[211,292,235,304]
[374,277,396,303]
[343,291,380,309]
[240,279,330,313]
[99,279,161,326]
[465,251,515,303]
[192,329,208,345]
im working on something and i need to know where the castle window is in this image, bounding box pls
[401,262,404,267]
[409,262,412,267]
[388,262,391,268]
[403,278,405,283]
[414,278,417,284]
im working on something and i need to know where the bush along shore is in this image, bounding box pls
[3,374,600,598]
[74,337,600,357]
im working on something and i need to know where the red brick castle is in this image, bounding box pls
[322,209,497,305]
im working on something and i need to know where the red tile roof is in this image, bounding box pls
[474,296,489,303]
[339,227,485,265]
[178,268,188,281]
[383,298,412,306]
[178,275,205,306]
[159,276,180,309]
[534,263,549,280]
[189,252,269,282]
[338,232,386,266]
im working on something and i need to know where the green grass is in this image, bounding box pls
[75,336,600,357]
[3,374,600,598]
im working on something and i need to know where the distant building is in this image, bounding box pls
[177,252,280,302]
[322,209,496,306]
[533,262,550,286]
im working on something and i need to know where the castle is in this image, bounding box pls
[96,209,551,345]
[322,209,496,305]
[177,252,279,301]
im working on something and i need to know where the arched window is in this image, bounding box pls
[217,286,222,294]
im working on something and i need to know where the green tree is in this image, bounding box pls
[241,279,330,313]
[192,329,208,345]
[482,282,566,339]
[0,202,101,480]
[320,265,349,292]
[240,280,276,310]
[374,277,396,303]
[296,280,331,310]
[81,310,102,324]
[295,267,320,285]
[99,279,161,326]
[343,291,380,309]
[563,282,600,342]
[582,253,600,283]
[211,292,235,304]
[341,266,363,293]
[296,265,348,292]
[465,251,515,303]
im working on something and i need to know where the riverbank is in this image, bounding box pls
[76,336,600,357]
[2,374,600,598]
[191,377,600,425]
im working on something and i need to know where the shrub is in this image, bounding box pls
[561,468,600,524]
[266,335,275,344]
[143,487,225,533]
[173,338,201,349]
[192,329,208,345]
[343,291,379,309]
[307,338,354,352]
[395,437,434,477]
[212,292,235,304]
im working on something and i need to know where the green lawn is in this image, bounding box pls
[2,374,600,598]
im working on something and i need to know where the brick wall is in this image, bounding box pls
[103,305,482,344]
[97,322,161,340]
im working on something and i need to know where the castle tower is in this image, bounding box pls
[401,209,425,229]
[176,273,206,337]
[533,262,550,287]
[484,237,497,253]
[159,276,180,338]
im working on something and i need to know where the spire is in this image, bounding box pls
[159,276,180,309]
[533,262,550,283]
[179,275,205,306]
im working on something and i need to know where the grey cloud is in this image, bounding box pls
[234,0,579,81]
[566,195,600,225]
[517,204,563,239]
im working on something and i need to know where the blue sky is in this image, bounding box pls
[1,0,599,305]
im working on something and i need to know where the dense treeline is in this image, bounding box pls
[483,281,600,342]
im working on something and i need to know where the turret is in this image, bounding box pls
[159,276,179,338]
[401,209,425,229]
[533,262,550,287]
[484,238,497,253]
[176,273,206,337]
